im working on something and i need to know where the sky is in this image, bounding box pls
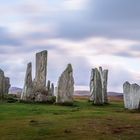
[0,0,140,92]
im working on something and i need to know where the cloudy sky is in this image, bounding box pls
[0,0,140,92]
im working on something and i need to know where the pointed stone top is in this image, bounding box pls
[99,66,102,71]
[66,64,73,73]
[124,81,130,85]
[0,69,4,75]
[27,62,32,66]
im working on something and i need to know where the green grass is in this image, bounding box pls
[0,99,140,140]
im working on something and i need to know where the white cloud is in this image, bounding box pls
[63,0,88,10]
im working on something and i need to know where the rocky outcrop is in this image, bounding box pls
[21,50,55,103]
[123,82,140,110]
[90,67,108,105]
[56,64,74,104]
[21,62,33,101]
[0,69,10,99]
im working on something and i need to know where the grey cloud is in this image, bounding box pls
[113,52,133,58]
[0,27,22,46]
[54,0,140,40]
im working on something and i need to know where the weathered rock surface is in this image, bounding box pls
[89,69,95,101]
[56,64,74,104]
[21,50,55,103]
[50,83,54,96]
[46,80,54,96]
[21,62,33,101]
[0,69,10,99]
[90,67,108,105]
[100,68,108,104]
[4,77,10,94]
[123,81,140,110]
[33,50,47,92]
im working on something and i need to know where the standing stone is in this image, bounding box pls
[0,69,10,99]
[0,69,5,99]
[21,50,56,103]
[21,62,33,101]
[123,82,131,109]
[50,83,54,96]
[90,67,108,105]
[46,80,51,95]
[123,81,140,110]
[131,84,140,109]
[102,70,108,103]
[4,77,11,94]
[93,68,103,105]
[99,67,104,103]
[33,50,47,92]
[89,69,95,101]
[46,80,54,96]
[56,64,74,104]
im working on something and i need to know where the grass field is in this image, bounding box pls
[0,97,140,140]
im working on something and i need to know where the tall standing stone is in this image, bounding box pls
[56,64,74,104]
[21,62,33,101]
[4,77,11,94]
[0,69,10,100]
[0,69,5,99]
[89,69,95,101]
[50,83,54,96]
[123,82,140,110]
[93,68,103,105]
[102,70,108,103]
[90,67,108,105]
[46,80,51,94]
[33,50,47,92]
[123,82,131,109]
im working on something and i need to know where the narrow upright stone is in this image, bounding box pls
[21,62,33,101]
[89,69,95,101]
[34,50,47,92]
[4,77,11,94]
[0,69,5,99]
[47,81,54,96]
[102,70,108,103]
[0,69,10,99]
[131,84,140,109]
[50,83,54,96]
[56,64,74,104]
[94,68,103,105]
[123,81,131,109]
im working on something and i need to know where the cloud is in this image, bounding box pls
[0,0,140,92]
[0,30,140,92]
[1,0,140,41]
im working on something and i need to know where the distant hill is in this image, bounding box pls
[9,87,123,98]
[74,90,123,97]
[74,90,90,96]
[9,87,22,94]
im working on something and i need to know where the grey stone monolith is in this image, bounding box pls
[90,67,108,105]
[56,64,74,104]
[21,62,33,101]
[123,81,140,110]
[33,50,47,92]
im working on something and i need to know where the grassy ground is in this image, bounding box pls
[0,98,140,140]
